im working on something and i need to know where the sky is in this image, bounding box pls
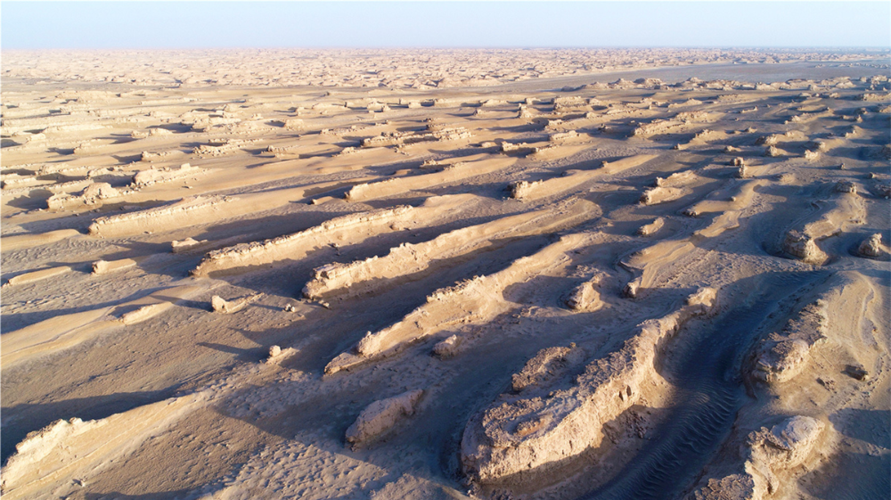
[2,1,890,50]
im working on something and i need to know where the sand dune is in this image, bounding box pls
[2,283,207,369]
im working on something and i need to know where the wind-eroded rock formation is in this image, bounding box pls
[303,199,596,299]
[0,392,209,500]
[461,287,718,483]
[691,416,825,500]
[325,233,600,375]
[751,271,877,385]
[782,191,865,265]
[3,50,888,500]
[345,390,424,447]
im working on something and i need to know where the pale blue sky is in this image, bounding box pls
[3,2,889,49]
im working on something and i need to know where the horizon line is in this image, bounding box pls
[5,46,891,51]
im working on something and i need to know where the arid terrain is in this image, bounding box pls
[1,48,889,500]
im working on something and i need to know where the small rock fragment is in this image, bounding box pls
[844,364,869,381]
[171,237,207,253]
[624,278,641,298]
[638,217,665,236]
[857,233,884,258]
[783,230,827,264]
[565,274,605,311]
[211,295,248,314]
[834,180,856,194]
[754,339,810,383]
[264,345,297,365]
[433,335,461,358]
[345,390,424,447]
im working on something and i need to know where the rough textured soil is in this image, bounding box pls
[1,48,889,500]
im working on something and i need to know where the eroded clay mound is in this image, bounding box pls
[690,416,825,500]
[303,200,596,299]
[88,195,235,237]
[1,393,208,500]
[132,162,204,187]
[640,170,699,206]
[345,390,424,447]
[564,273,606,312]
[325,233,599,375]
[509,154,658,202]
[511,344,586,393]
[751,271,875,385]
[638,217,665,236]
[344,157,515,202]
[46,182,127,210]
[857,233,889,259]
[781,191,866,265]
[752,301,826,384]
[193,205,415,276]
[461,288,717,483]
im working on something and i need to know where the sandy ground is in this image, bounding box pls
[1,48,889,500]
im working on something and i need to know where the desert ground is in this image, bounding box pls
[1,48,889,500]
